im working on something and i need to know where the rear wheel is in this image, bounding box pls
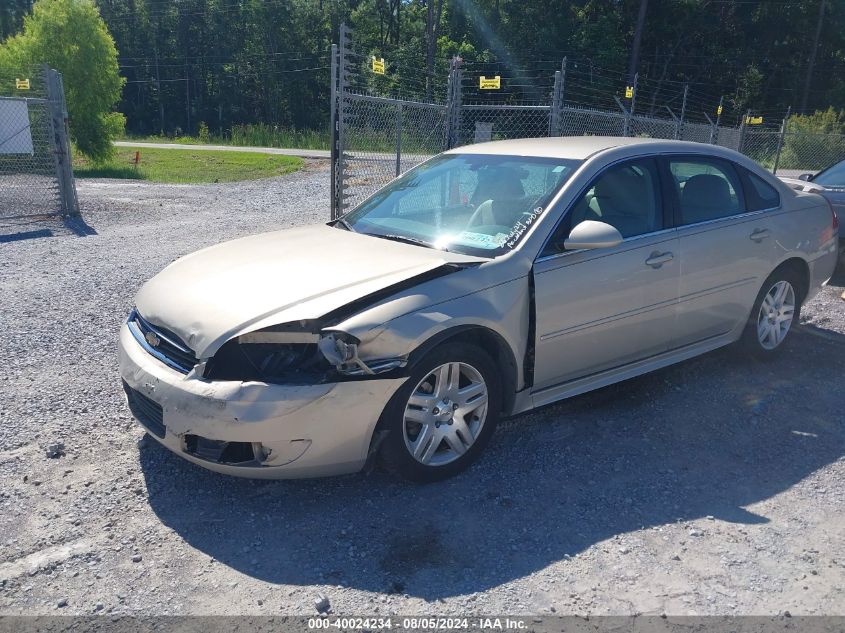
[740,269,802,357]
[380,343,501,482]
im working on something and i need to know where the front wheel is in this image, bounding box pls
[379,343,501,482]
[740,269,802,357]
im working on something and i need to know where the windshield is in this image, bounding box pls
[341,154,582,257]
[812,160,845,188]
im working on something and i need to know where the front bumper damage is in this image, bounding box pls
[118,323,407,479]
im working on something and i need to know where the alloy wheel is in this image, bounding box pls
[402,361,489,466]
[756,280,796,350]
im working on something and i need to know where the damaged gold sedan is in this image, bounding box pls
[119,137,839,481]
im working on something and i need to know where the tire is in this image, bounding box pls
[379,342,501,482]
[739,268,803,358]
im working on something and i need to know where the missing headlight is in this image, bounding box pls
[204,337,332,383]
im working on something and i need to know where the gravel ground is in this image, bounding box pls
[1,161,844,617]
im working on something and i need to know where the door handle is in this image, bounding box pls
[750,228,771,242]
[645,252,674,268]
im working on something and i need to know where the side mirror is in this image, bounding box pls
[564,220,624,250]
[798,173,813,182]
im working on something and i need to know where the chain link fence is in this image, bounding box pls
[559,105,626,137]
[772,132,845,174]
[0,64,77,222]
[330,25,845,217]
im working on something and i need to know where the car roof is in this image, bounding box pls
[445,136,728,161]
[443,135,799,199]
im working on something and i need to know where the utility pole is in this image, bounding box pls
[627,0,649,85]
[425,0,444,101]
[800,0,827,113]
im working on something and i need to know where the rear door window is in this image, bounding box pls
[668,159,745,225]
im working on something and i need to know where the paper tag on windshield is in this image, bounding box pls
[457,231,503,249]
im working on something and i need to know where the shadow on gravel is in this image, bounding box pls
[63,214,98,237]
[0,212,96,242]
[140,328,845,601]
[0,228,54,243]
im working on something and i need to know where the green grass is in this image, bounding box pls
[121,123,331,151]
[73,146,304,183]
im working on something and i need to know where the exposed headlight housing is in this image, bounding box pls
[204,326,407,383]
[204,329,331,383]
[318,333,406,376]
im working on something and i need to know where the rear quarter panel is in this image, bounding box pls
[769,190,838,303]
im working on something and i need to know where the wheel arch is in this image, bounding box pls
[404,325,519,416]
[769,256,811,304]
[370,324,519,443]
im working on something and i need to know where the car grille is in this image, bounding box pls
[123,381,165,438]
[127,309,198,374]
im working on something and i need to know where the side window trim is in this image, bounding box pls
[663,153,749,227]
[737,164,782,212]
[656,157,681,229]
[537,156,666,260]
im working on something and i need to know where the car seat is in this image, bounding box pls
[680,174,734,224]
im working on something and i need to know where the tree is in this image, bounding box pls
[0,0,34,40]
[0,0,125,161]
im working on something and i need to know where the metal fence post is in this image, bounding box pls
[454,57,464,148]
[707,96,723,145]
[738,108,750,154]
[550,71,561,137]
[772,106,791,174]
[395,102,403,177]
[329,43,338,219]
[664,106,679,139]
[444,60,454,149]
[45,66,79,217]
[630,72,638,117]
[703,113,716,144]
[614,96,630,137]
[334,24,352,219]
[549,57,566,137]
[445,56,463,149]
[678,84,688,140]
[559,57,567,136]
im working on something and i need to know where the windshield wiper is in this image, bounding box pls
[332,217,356,232]
[373,233,441,250]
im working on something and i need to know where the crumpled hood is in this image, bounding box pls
[135,224,483,358]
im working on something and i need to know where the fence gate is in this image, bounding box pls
[331,26,450,218]
[0,64,78,222]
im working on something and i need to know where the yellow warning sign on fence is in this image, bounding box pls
[371,57,385,75]
[15,78,30,90]
[479,76,501,90]
[717,104,723,116]
[625,86,634,99]
[744,115,763,125]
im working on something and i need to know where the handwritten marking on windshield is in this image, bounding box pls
[504,207,544,249]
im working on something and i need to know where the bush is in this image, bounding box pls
[779,107,845,171]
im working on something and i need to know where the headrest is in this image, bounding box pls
[682,174,732,212]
